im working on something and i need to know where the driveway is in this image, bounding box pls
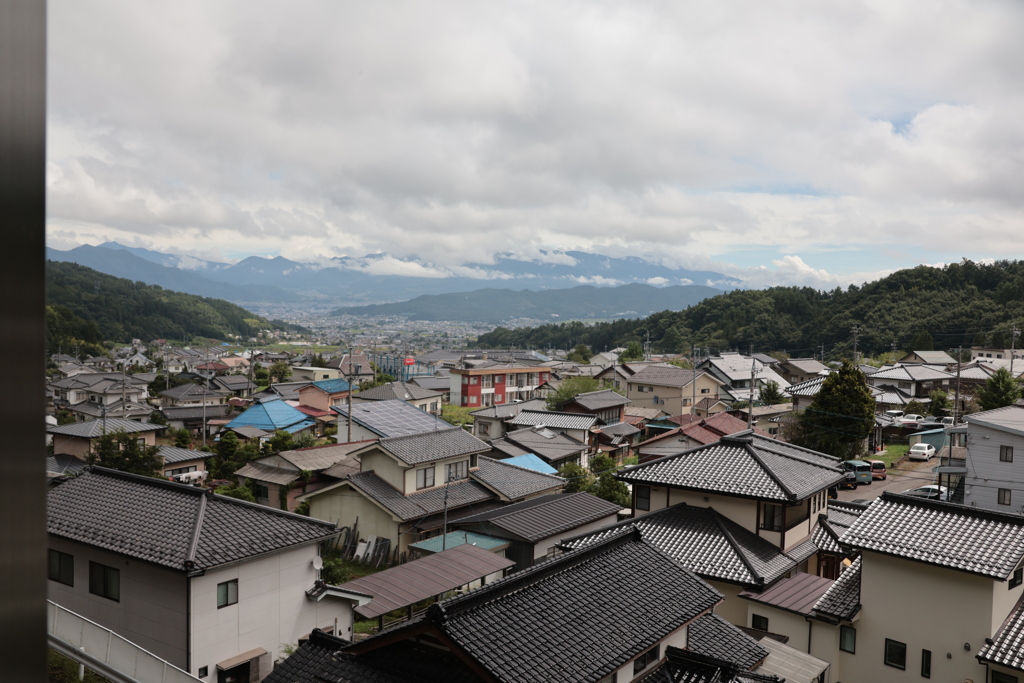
[836,457,938,503]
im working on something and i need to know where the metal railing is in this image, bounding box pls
[48,601,200,683]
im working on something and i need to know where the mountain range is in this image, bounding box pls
[332,283,724,323]
[46,242,739,307]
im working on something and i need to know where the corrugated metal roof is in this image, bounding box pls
[339,544,514,619]
[47,418,163,438]
[739,572,834,616]
[408,531,509,554]
[454,492,620,543]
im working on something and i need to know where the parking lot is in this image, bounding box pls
[835,456,938,503]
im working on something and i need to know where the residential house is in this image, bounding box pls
[408,375,452,404]
[594,360,672,392]
[224,396,317,439]
[972,347,1024,361]
[555,388,632,424]
[865,363,953,401]
[451,492,621,570]
[157,445,208,482]
[292,366,342,382]
[449,363,552,408]
[592,421,642,461]
[272,528,752,683]
[899,349,958,365]
[785,373,894,413]
[408,530,511,561]
[698,353,792,403]
[469,398,548,441]
[489,425,590,468]
[963,404,1024,512]
[637,413,766,462]
[49,373,149,413]
[210,375,257,398]
[234,441,371,510]
[253,381,314,403]
[46,453,88,480]
[325,353,375,384]
[506,409,598,447]
[47,467,368,681]
[299,429,564,554]
[626,365,727,416]
[731,403,792,437]
[161,404,230,438]
[294,378,352,413]
[159,383,229,408]
[776,358,827,385]
[48,418,164,459]
[117,352,154,369]
[351,381,443,415]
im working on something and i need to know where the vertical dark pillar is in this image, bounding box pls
[0,0,47,680]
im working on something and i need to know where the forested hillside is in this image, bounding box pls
[332,283,723,322]
[477,260,1024,358]
[46,261,279,353]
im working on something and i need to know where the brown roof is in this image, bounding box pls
[338,544,514,619]
[738,572,835,616]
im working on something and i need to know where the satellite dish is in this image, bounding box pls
[312,556,323,570]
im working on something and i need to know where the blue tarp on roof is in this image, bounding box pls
[409,531,509,554]
[503,453,559,475]
[225,397,314,432]
[309,378,351,394]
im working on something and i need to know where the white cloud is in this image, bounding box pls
[569,275,622,286]
[45,0,1024,287]
[646,277,669,286]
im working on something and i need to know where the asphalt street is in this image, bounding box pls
[835,457,939,503]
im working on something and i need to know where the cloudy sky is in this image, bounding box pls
[46,0,1024,288]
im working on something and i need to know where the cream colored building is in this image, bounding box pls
[626,365,726,416]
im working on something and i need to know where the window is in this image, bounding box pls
[167,465,197,477]
[635,485,651,512]
[1002,446,1014,463]
[921,649,931,678]
[1011,567,1023,589]
[993,672,1020,683]
[840,625,856,653]
[48,550,74,586]
[884,639,906,670]
[482,375,493,388]
[469,396,478,405]
[89,562,120,602]
[761,503,783,532]
[198,666,208,678]
[446,461,467,481]
[416,467,435,490]
[495,394,503,403]
[255,484,269,500]
[217,579,238,608]
[470,376,478,384]
[478,422,490,437]
[701,388,710,394]
[1000,488,1012,506]
[752,614,769,631]
[633,645,660,675]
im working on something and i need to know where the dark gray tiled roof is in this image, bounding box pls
[367,528,722,683]
[561,503,796,587]
[159,383,228,400]
[842,492,1024,579]
[47,418,163,438]
[600,421,641,437]
[813,557,861,620]
[161,405,230,420]
[688,613,768,670]
[158,445,206,464]
[638,647,783,683]
[470,398,547,419]
[454,493,620,543]
[566,389,631,410]
[48,468,338,572]
[45,454,87,477]
[347,471,496,522]
[373,427,490,466]
[235,461,299,486]
[812,521,843,555]
[619,432,843,502]
[508,410,598,431]
[629,365,703,388]
[355,381,442,402]
[978,594,1024,671]
[784,375,827,398]
[490,439,531,458]
[333,399,451,437]
[472,456,564,501]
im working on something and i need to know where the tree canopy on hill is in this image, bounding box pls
[46,260,280,353]
[477,260,1024,359]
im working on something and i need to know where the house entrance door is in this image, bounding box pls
[218,661,250,683]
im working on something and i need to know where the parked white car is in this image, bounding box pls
[900,414,926,426]
[901,484,949,501]
[908,443,936,460]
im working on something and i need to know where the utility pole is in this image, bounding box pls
[747,360,756,430]
[891,339,897,358]
[691,345,697,416]
[441,470,453,551]
[820,343,825,363]
[850,325,861,363]
[954,345,962,426]
[1011,325,1020,377]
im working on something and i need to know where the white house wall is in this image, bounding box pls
[189,543,353,680]
[964,421,1024,513]
[307,483,399,549]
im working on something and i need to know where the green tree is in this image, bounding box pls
[929,390,951,416]
[545,376,618,410]
[566,344,593,364]
[795,361,875,460]
[209,430,240,479]
[148,411,168,426]
[172,428,193,448]
[254,367,270,382]
[215,485,256,503]
[907,330,934,351]
[54,409,76,426]
[86,429,163,477]
[592,471,631,508]
[269,361,292,383]
[441,404,474,428]
[904,399,928,416]
[267,430,295,454]
[619,341,645,362]
[977,367,1022,411]
[310,353,328,368]
[557,462,594,494]
[758,380,786,405]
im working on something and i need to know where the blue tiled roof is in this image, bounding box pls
[409,531,509,554]
[502,454,559,475]
[225,397,313,432]
[309,378,351,394]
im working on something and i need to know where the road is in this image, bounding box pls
[836,457,939,503]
